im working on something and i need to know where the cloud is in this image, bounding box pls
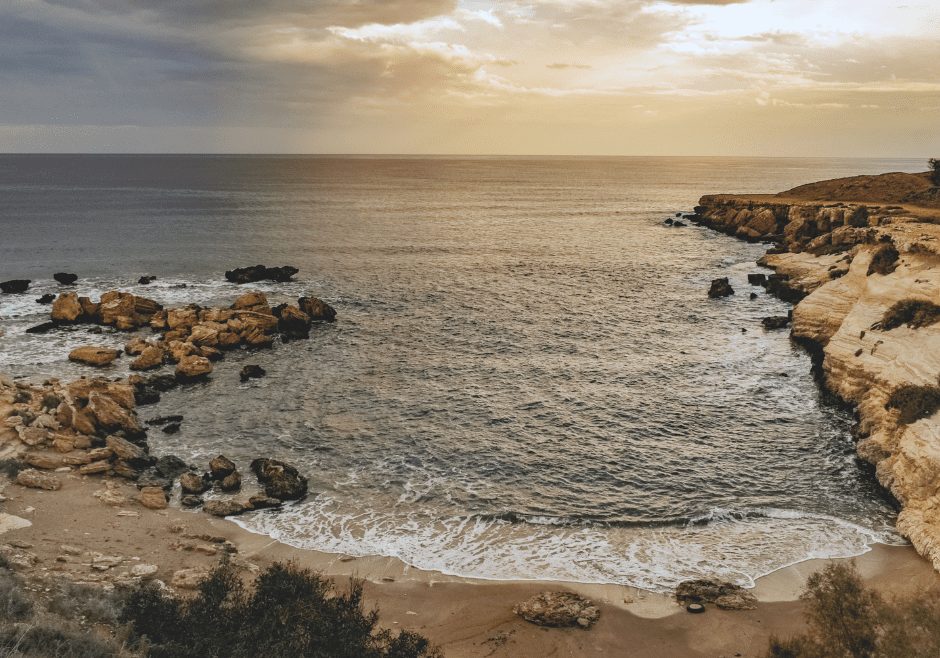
[546,62,592,69]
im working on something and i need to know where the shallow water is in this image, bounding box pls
[0,155,925,591]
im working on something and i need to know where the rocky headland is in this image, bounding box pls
[692,170,940,571]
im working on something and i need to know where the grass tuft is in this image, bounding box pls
[874,299,940,331]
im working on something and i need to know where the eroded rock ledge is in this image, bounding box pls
[695,175,940,571]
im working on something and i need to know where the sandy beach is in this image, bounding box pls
[2,473,937,658]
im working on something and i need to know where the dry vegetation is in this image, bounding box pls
[764,562,940,658]
[873,299,940,331]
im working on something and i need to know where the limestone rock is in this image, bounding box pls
[100,294,137,325]
[89,392,142,434]
[175,355,212,381]
[79,461,111,475]
[51,292,83,322]
[232,291,269,310]
[124,337,150,356]
[92,482,128,505]
[250,458,308,500]
[18,426,48,446]
[69,347,121,367]
[209,455,236,480]
[513,592,600,629]
[298,296,336,322]
[180,472,211,495]
[220,471,241,492]
[276,304,311,339]
[25,452,63,469]
[172,567,210,589]
[248,495,282,509]
[139,487,168,509]
[131,563,159,578]
[131,346,163,371]
[16,468,62,490]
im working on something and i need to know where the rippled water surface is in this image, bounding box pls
[0,156,927,591]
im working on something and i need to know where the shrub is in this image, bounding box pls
[929,158,940,186]
[48,580,126,627]
[0,459,28,479]
[120,561,443,658]
[764,561,940,658]
[874,299,940,331]
[0,567,32,622]
[867,244,899,276]
[847,205,870,228]
[885,384,940,425]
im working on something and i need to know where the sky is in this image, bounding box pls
[1,0,938,155]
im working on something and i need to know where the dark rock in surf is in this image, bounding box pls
[707,278,734,298]
[761,316,790,329]
[250,458,308,500]
[138,275,157,285]
[209,455,236,480]
[298,296,336,323]
[240,365,266,382]
[180,471,212,495]
[25,321,60,334]
[248,495,282,509]
[1,280,31,294]
[161,423,181,434]
[181,495,203,507]
[747,273,767,286]
[36,294,55,304]
[54,273,78,285]
[664,218,674,225]
[224,265,298,284]
[155,455,190,481]
[673,221,686,227]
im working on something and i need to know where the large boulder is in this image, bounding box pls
[298,296,336,323]
[175,355,212,382]
[276,304,311,339]
[51,292,83,322]
[0,280,30,294]
[88,391,143,434]
[54,272,78,285]
[130,347,164,371]
[68,347,121,367]
[17,469,62,490]
[99,293,137,325]
[250,458,308,500]
[225,265,298,284]
[231,291,269,310]
[675,579,757,610]
[209,455,236,480]
[513,592,600,629]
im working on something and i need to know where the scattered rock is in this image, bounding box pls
[707,278,734,298]
[136,469,173,491]
[155,455,190,480]
[54,272,78,285]
[675,579,757,610]
[209,455,236,480]
[79,461,111,476]
[161,423,181,434]
[513,592,600,629]
[25,452,62,470]
[761,316,790,329]
[203,500,249,517]
[1,280,31,294]
[131,563,158,578]
[146,415,184,427]
[68,347,121,367]
[239,365,266,382]
[36,294,55,304]
[179,472,211,495]
[225,265,298,284]
[220,471,241,492]
[298,296,336,322]
[276,304,312,339]
[92,555,124,571]
[139,487,169,509]
[231,291,269,310]
[248,495,281,509]
[180,495,203,507]
[250,458,308,500]
[16,469,62,490]
[138,276,157,285]
[130,346,164,371]
[25,321,60,334]
[747,273,767,285]
[175,355,212,382]
[172,567,210,589]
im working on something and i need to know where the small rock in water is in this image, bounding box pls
[162,423,181,435]
[147,415,184,427]
[761,316,790,330]
[138,275,157,285]
[54,272,78,285]
[36,294,55,304]
[1,279,31,294]
[707,278,734,298]
[240,365,266,382]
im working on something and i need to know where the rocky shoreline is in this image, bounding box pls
[692,171,940,572]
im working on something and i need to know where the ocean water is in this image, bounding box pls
[0,155,928,592]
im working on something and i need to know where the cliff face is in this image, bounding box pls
[695,192,940,571]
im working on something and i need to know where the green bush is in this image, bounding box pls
[120,561,443,658]
[764,561,940,658]
[866,244,899,276]
[874,299,940,331]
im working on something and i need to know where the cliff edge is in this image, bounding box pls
[695,171,940,571]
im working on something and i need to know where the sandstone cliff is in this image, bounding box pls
[695,177,940,571]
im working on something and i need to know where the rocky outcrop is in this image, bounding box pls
[224,265,298,284]
[696,183,940,572]
[68,347,121,367]
[707,278,734,298]
[54,272,78,285]
[1,280,31,294]
[675,579,757,610]
[250,458,308,500]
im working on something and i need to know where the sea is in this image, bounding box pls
[0,155,928,593]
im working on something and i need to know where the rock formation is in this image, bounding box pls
[513,592,600,629]
[0,280,30,294]
[224,265,298,284]
[676,579,757,610]
[695,173,940,572]
[54,272,78,285]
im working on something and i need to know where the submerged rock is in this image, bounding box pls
[250,458,308,500]
[513,592,600,629]
[239,365,266,382]
[138,275,157,285]
[69,346,121,367]
[761,316,790,329]
[298,296,336,322]
[707,278,734,298]
[36,294,55,304]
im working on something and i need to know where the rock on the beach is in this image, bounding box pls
[181,495,204,507]
[25,452,62,469]
[69,347,121,367]
[89,392,143,435]
[675,579,757,610]
[172,567,210,589]
[209,455,236,480]
[175,355,212,381]
[54,272,78,285]
[16,469,62,490]
[131,346,164,371]
[239,365,266,382]
[136,469,173,491]
[707,278,734,298]
[0,279,31,294]
[220,471,241,492]
[203,500,249,517]
[131,563,159,578]
[155,455,190,480]
[513,592,600,629]
[250,458,308,500]
[248,495,282,509]
[18,426,48,446]
[140,487,169,509]
[225,265,298,284]
[298,296,336,323]
[180,472,211,495]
